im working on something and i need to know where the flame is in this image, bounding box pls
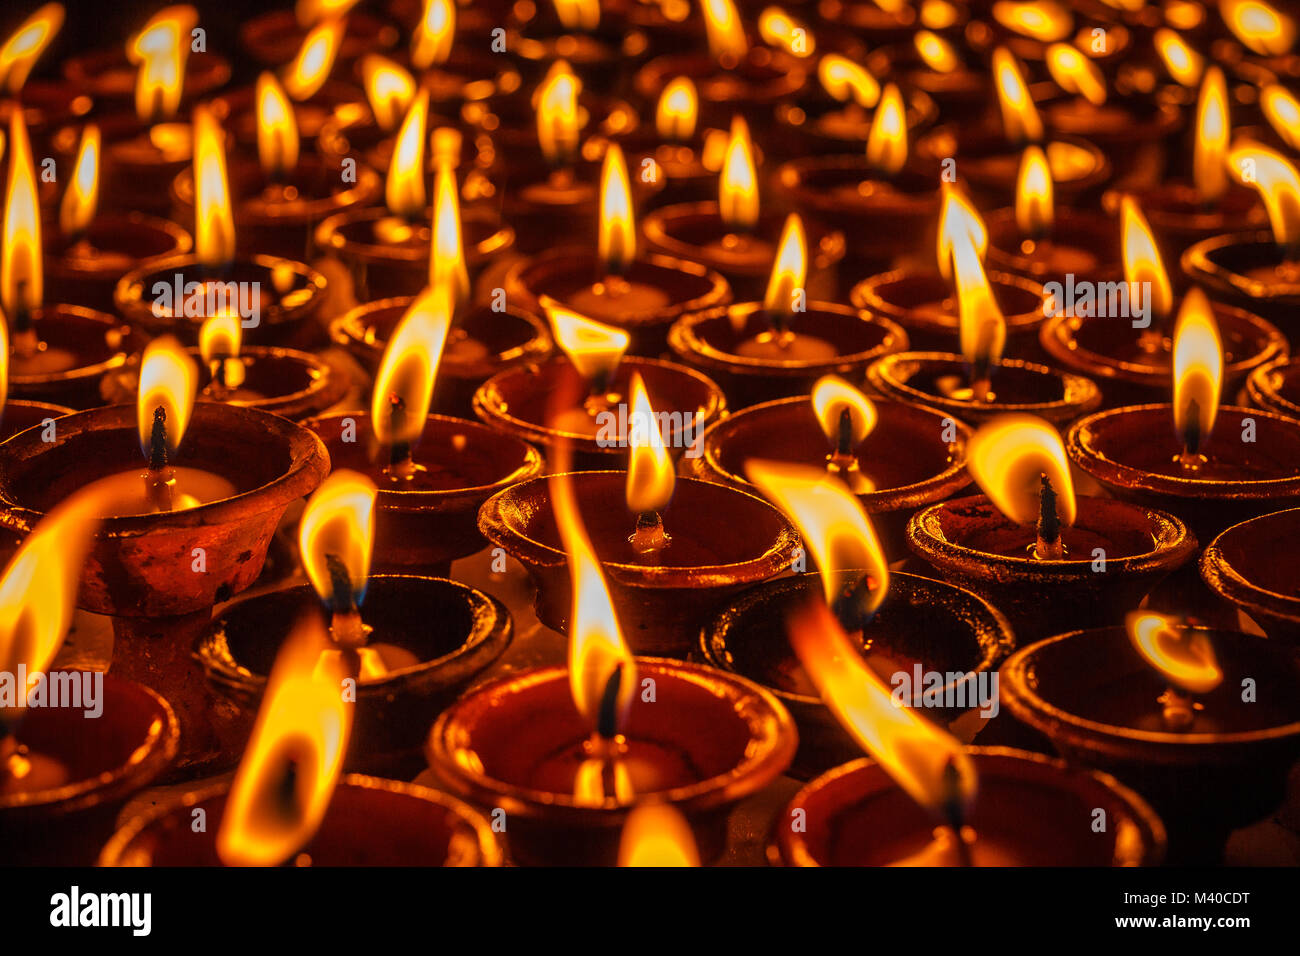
[298,470,378,608]
[866,83,907,176]
[1015,145,1053,236]
[537,63,580,167]
[1154,28,1203,87]
[656,77,698,141]
[295,0,360,26]
[788,601,977,814]
[914,30,959,73]
[759,7,814,57]
[282,17,343,101]
[967,414,1076,527]
[411,0,455,69]
[701,0,748,63]
[598,144,636,276]
[992,1,1072,41]
[0,3,64,94]
[137,336,197,458]
[554,0,599,31]
[626,373,676,515]
[1171,288,1222,449]
[1194,67,1229,204]
[360,56,415,133]
[192,104,235,268]
[0,319,7,413]
[817,55,880,107]
[746,460,889,613]
[993,47,1044,145]
[1261,85,1300,152]
[386,91,429,219]
[953,231,1006,372]
[811,375,876,449]
[430,165,469,312]
[547,304,630,381]
[937,184,988,281]
[256,72,299,180]
[618,804,700,867]
[1221,0,1295,57]
[199,310,242,363]
[128,5,196,123]
[1126,612,1223,695]
[216,614,352,867]
[371,285,453,448]
[1229,144,1300,251]
[59,124,100,239]
[1045,43,1107,106]
[763,213,806,317]
[2,112,42,320]
[1120,196,1174,322]
[719,116,759,231]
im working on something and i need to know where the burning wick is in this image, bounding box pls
[1035,473,1065,560]
[941,756,975,867]
[826,406,861,475]
[144,406,177,512]
[10,279,39,360]
[324,552,369,649]
[628,510,671,557]
[579,663,632,803]
[1176,398,1206,473]
[967,355,996,405]
[382,394,425,481]
[829,571,878,634]
[1158,684,1199,731]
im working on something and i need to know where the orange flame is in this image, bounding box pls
[137,335,197,458]
[788,600,977,813]
[216,614,353,866]
[537,63,580,167]
[656,77,698,141]
[618,804,700,866]
[59,124,100,239]
[968,414,1076,526]
[282,17,343,101]
[914,30,959,73]
[256,72,299,180]
[817,54,880,107]
[1261,84,1300,152]
[1045,42,1107,105]
[2,112,42,320]
[952,232,1006,371]
[192,104,235,268]
[719,116,759,231]
[866,83,907,175]
[371,285,454,448]
[626,372,676,515]
[993,47,1044,145]
[199,310,242,364]
[1126,611,1223,695]
[360,56,415,133]
[430,164,469,313]
[992,0,1072,41]
[811,375,876,449]
[0,319,7,413]
[298,470,378,607]
[1221,0,1294,57]
[295,0,360,26]
[1154,27,1203,87]
[1194,67,1229,204]
[763,213,806,317]
[701,0,748,63]
[547,304,630,381]
[937,184,988,281]
[1229,144,1300,252]
[128,5,196,123]
[411,0,455,69]
[1015,144,1053,236]
[758,7,814,57]
[386,90,429,219]
[598,144,637,276]
[554,0,599,31]
[1171,288,1222,449]
[0,3,64,94]
[1120,195,1173,322]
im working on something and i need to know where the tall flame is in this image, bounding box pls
[993,47,1044,145]
[1230,144,1300,252]
[0,2,64,94]
[992,0,1072,41]
[656,77,698,141]
[1045,42,1107,105]
[1171,288,1222,451]
[537,63,580,167]
[1154,28,1203,87]
[1221,0,1295,57]
[1120,195,1174,322]
[411,0,455,69]
[618,804,700,867]
[817,54,880,107]
[937,184,988,282]
[598,144,636,277]
[811,375,876,449]
[1015,145,1053,236]
[192,104,235,268]
[359,56,415,133]
[1261,85,1300,152]
[953,231,1006,372]
[256,72,299,180]
[626,372,676,516]
[763,213,806,318]
[199,310,242,363]
[759,7,814,57]
[914,30,959,73]
[137,335,197,458]
[701,0,748,63]
[967,414,1077,527]
[282,17,343,101]
[298,470,378,608]
[430,164,469,313]
[554,0,599,31]
[1126,611,1223,695]
[2,112,42,320]
[128,5,196,123]
[866,83,907,176]
[59,124,100,239]
[1194,67,1229,204]
[719,116,759,231]
[386,91,429,219]
[547,304,630,381]
[370,285,454,448]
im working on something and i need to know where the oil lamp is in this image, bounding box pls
[506,0,646,90]
[240,0,399,67]
[642,115,845,301]
[667,212,904,407]
[1202,508,1300,643]
[431,468,797,865]
[908,414,1196,641]
[968,0,1132,68]
[863,29,989,115]
[1041,199,1286,408]
[402,0,521,108]
[770,601,1164,865]
[0,322,71,442]
[1243,354,1300,417]
[702,461,1011,776]
[1001,613,1300,862]
[0,4,92,156]
[611,76,723,209]
[505,143,731,356]
[115,105,328,345]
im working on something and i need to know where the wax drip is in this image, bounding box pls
[941,756,974,867]
[1035,473,1065,560]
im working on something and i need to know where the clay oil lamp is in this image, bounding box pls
[908,414,1196,642]
[1202,508,1300,643]
[115,106,327,346]
[770,601,1164,866]
[240,0,400,68]
[431,469,797,865]
[43,123,193,314]
[866,225,1101,427]
[506,0,646,92]
[105,619,503,866]
[1001,611,1300,862]
[172,72,380,261]
[505,143,731,356]
[0,325,71,442]
[0,496,179,865]
[702,462,1011,776]
[0,4,93,156]
[619,77,728,209]
[692,375,972,555]
[1242,354,1300,417]
[196,470,512,777]
[1041,198,1286,409]
[777,83,940,273]
[310,287,543,572]
[1067,296,1300,541]
[0,335,329,616]
[1182,144,1300,334]
[1101,68,1266,272]
[864,29,990,114]
[850,184,1050,356]
[480,375,797,654]
[475,305,727,468]
[4,114,146,411]
[401,0,521,110]
[968,0,1132,69]
[817,0,970,48]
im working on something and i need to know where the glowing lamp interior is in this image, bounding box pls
[1120,195,1173,322]
[598,144,637,277]
[0,2,65,94]
[625,372,676,516]
[1171,288,1223,451]
[719,116,759,232]
[298,470,378,608]
[967,414,1077,528]
[1126,612,1224,695]
[656,77,698,141]
[371,285,454,448]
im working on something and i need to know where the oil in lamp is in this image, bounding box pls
[771,600,1164,865]
[4,112,146,410]
[239,0,399,68]
[702,461,1012,776]
[908,414,1196,641]
[0,321,71,442]
[308,285,543,572]
[0,495,178,864]
[1202,508,1300,643]
[431,468,797,865]
[642,114,845,301]
[0,4,92,156]
[505,142,731,356]
[115,105,327,345]
[1001,611,1300,862]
